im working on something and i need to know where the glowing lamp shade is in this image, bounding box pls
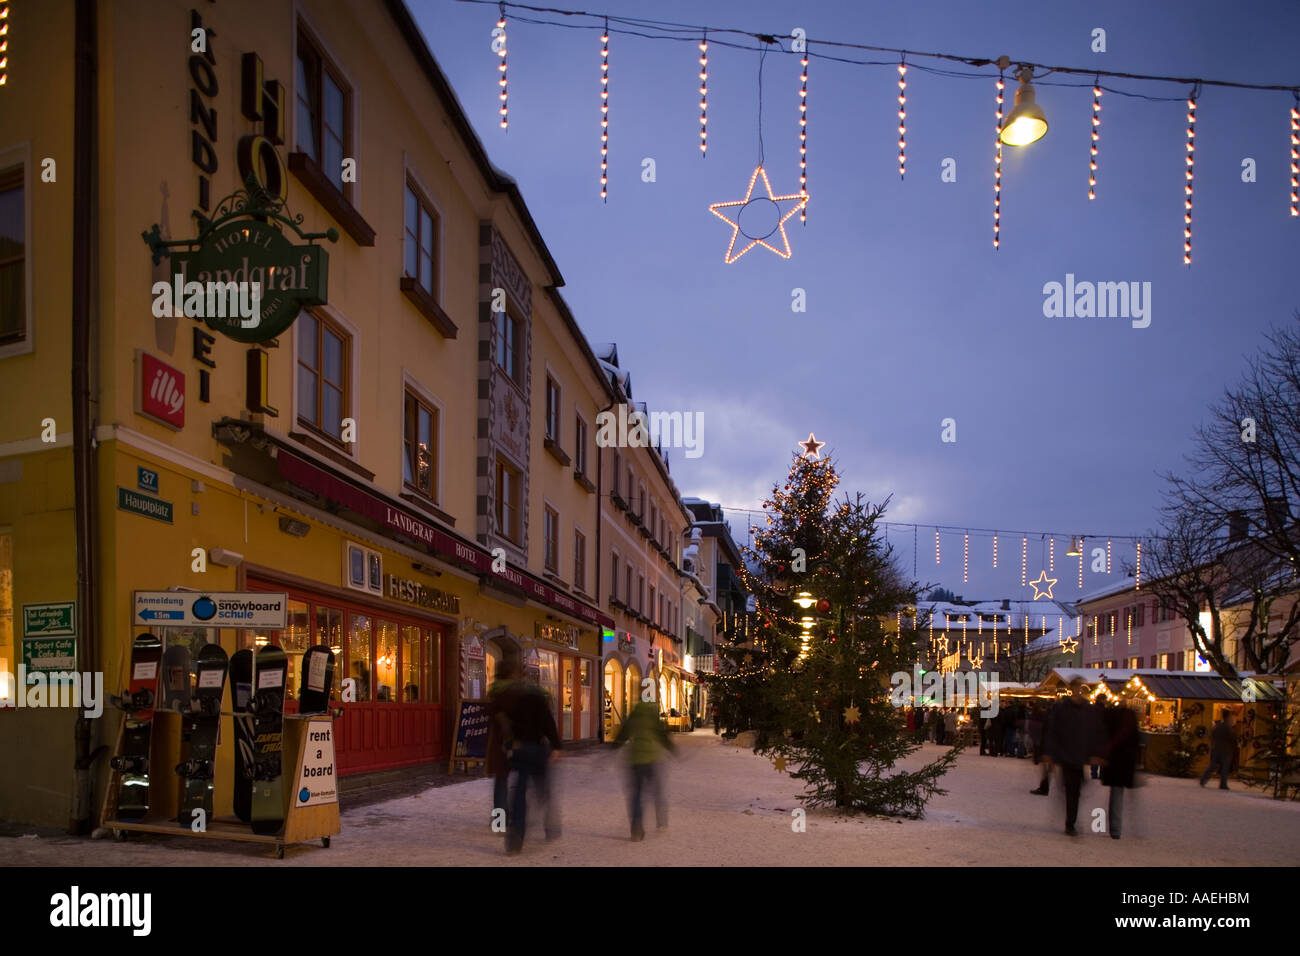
[793,591,815,609]
[1000,78,1048,146]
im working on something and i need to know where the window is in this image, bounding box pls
[638,574,645,614]
[403,389,438,499]
[626,466,634,502]
[625,566,633,610]
[496,457,521,543]
[638,483,646,518]
[403,182,438,297]
[348,612,373,702]
[296,28,350,194]
[611,553,620,602]
[545,376,561,442]
[496,310,521,384]
[574,415,589,476]
[574,530,586,591]
[543,506,559,573]
[649,585,656,624]
[0,165,25,347]
[650,504,658,543]
[297,311,349,442]
[610,450,621,493]
[1129,657,1142,669]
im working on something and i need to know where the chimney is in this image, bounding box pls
[1227,511,1249,542]
[1001,599,1010,611]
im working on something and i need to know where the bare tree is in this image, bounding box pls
[1144,317,1300,677]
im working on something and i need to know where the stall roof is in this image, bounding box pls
[1128,672,1285,702]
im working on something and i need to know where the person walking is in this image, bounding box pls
[1100,703,1140,839]
[499,677,562,855]
[1029,702,1051,795]
[1200,712,1236,790]
[613,699,676,840]
[931,707,945,745]
[1089,697,1107,778]
[485,659,520,830]
[944,708,959,746]
[1044,678,1104,835]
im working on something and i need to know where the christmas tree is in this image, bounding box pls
[736,450,958,817]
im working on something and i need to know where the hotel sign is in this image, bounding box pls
[384,574,460,615]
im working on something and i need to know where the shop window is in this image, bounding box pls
[545,376,560,442]
[0,532,11,705]
[348,613,373,702]
[298,311,350,444]
[561,657,574,738]
[543,506,559,573]
[316,605,344,699]
[400,626,420,701]
[574,529,586,592]
[574,415,588,477]
[280,600,311,700]
[375,621,398,702]
[496,309,521,385]
[0,165,26,348]
[296,27,351,196]
[403,389,439,500]
[403,181,438,297]
[423,628,441,703]
[495,457,521,543]
[537,649,559,708]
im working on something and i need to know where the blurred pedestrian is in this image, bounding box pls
[1045,678,1104,836]
[1199,712,1236,790]
[499,677,562,854]
[1029,702,1051,795]
[1100,703,1139,839]
[485,659,519,829]
[1089,696,1107,778]
[944,707,958,745]
[613,699,676,840]
[931,707,945,745]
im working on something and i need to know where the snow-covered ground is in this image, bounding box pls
[5,731,1298,866]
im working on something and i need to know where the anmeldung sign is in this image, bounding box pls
[132,591,289,628]
[294,718,338,808]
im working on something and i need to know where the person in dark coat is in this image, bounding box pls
[1029,702,1051,795]
[1099,704,1139,838]
[1044,678,1105,835]
[1199,712,1236,790]
[1089,697,1107,778]
[485,660,519,830]
[498,678,562,854]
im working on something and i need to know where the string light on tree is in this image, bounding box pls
[1184,88,1198,264]
[799,48,808,221]
[897,58,907,179]
[1089,81,1101,199]
[496,4,508,129]
[698,34,709,156]
[600,21,610,201]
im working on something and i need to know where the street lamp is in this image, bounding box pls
[1000,67,1048,146]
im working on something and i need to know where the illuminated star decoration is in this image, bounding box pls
[843,704,861,725]
[1029,570,1058,600]
[709,165,807,264]
[969,650,984,669]
[1059,636,1079,655]
[799,433,825,459]
[772,754,788,773]
[743,653,754,666]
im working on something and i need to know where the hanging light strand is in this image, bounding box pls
[897,57,907,179]
[799,46,808,222]
[600,21,610,201]
[1078,548,1084,588]
[1184,87,1198,264]
[1049,536,1055,572]
[1135,540,1142,590]
[1089,79,1102,199]
[1020,535,1027,586]
[496,4,508,129]
[992,534,999,568]
[698,33,708,156]
[935,530,941,564]
[963,532,969,584]
[1290,92,1298,216]
[1106,538,1112,573]
[0,1,9,88]
[994,72,1004,248]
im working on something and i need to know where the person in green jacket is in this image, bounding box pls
[613,699,675,840]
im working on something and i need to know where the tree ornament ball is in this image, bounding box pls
[817,599,830,613]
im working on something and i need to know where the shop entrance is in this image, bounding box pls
[604,659,625,738]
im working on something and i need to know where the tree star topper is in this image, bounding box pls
[709,165,807,264]
[1029,570,1058,600]
[799,432,825,458]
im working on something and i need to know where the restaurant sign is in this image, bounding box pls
[384,574,460,615]
[535,622,581,650]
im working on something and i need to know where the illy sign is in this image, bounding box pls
[136,351,186,429]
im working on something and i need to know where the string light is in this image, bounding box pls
[601,21,610,201]
[1021,535,1027,586]
[1135,540,1142,590]
[799,47,808,222]
[994,72,1004,248]
[935,530,941,564]
[992,534,998,568]
[698,33,708,156]
[1089,81,1101,199]
[1290,94,1298,217]
[1078,543,1084,588]
[1049,536,1055,572]
[1106,538,1112,573]
[1127,610,1132,644]
[1184,89,1197,265]
[496,5,508,129]
[897,58,907,179]
[963,532,969,583]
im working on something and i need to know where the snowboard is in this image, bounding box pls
[297,644,336,715]
[175,643,228,828]
[250,644,288,835]
[162,644,193,712]
[229,649,256,823]
[109,634,164,821]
